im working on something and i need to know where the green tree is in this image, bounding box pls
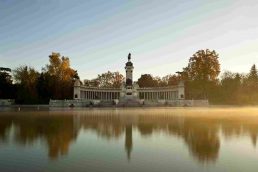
[248,64,258,82]
[13,66,40,104]
[240,64,258,104]
[137,74,158,87]
[0,67,14,98]
[219,71,242,104]
[36,72,52,104]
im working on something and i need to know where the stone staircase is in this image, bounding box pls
[99,100,114,107]
[117,98,141,107]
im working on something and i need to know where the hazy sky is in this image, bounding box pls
[1,0,258,80]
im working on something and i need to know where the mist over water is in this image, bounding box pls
[0,107,258,172]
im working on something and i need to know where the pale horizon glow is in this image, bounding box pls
[1,0,258,80]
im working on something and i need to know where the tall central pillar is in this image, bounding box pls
[125,53,134,98]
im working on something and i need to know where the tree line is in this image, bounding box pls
[0,52,79,104]
[1,49,258,104]
[137,49,258,105]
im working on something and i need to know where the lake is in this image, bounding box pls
[0,107,258,172]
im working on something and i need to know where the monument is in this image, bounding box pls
[119,53,140,105]
[71,53,186,106]
[49,53,211,107]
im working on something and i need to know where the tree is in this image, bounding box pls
[219,71,242,104]
[45,52,78,81]
[155,76,166,87]
[137,74,158,87]
[183,49,220,99]
[248,64,258,82]
[84,79,100,87]
[239,64,258,104]
[96,71,124,88]
[13,66,39,85]
[167,74,181,86]
[13,66,40,103]
[44,52,78,99]
[37,72,52,104]
[185,49,220,81]
[0,67,14,98]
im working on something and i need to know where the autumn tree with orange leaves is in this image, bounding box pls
[182,49,220,99]
[44,52,79,99]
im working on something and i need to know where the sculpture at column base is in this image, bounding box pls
[118,82,141,106]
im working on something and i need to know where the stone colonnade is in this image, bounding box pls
[80,90,120,100]
[138,90,178,100]
[77,87,181,100]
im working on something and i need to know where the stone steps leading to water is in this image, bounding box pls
[117,99,141,107]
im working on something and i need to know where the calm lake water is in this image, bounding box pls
[0,107,258,172]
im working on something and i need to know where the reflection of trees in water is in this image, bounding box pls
[1,110,258,163]
[137,116,220,163]
[220,120,258,147]
[0,114,77,159]
[174,119,219,163]
[0,116,12,141]
[79,115,124,140]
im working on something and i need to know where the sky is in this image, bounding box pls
[1,0,258,80]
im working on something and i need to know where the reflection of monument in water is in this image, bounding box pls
[125,124,133,160]
[1,111,258,162]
